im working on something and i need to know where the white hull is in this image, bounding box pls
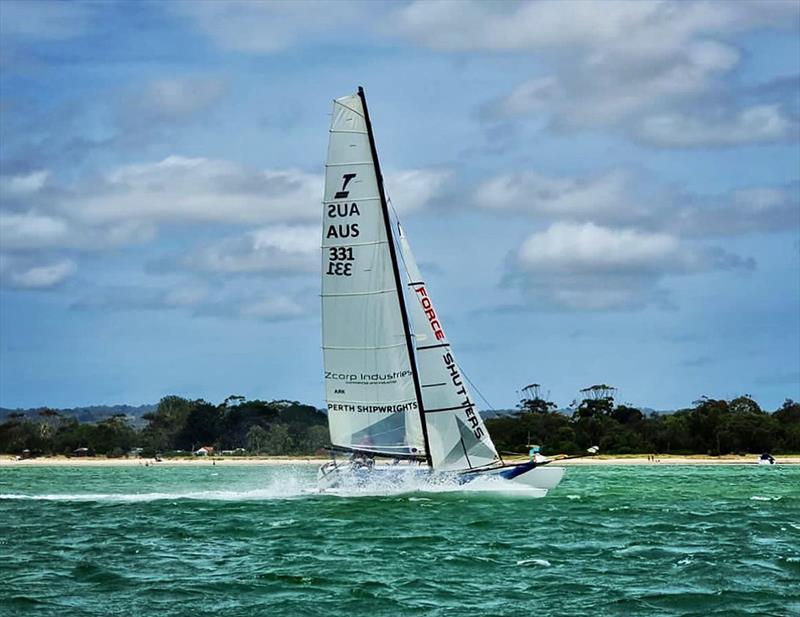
[318,460,565,496]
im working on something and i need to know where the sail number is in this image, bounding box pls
[326,174,361,276]
[326,246,354,276]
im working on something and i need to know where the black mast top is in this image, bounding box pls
[357,86,433,468]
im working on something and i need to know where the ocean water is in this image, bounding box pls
[1,464,797,617]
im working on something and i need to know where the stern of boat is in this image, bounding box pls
[498,462,566,491]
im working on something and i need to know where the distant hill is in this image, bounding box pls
[0,404,156,428]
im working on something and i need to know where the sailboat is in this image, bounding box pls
[318,87,565,495]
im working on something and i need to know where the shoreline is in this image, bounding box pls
[1,454,798,467]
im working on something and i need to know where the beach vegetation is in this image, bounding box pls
[1,392,798,457]
[486,388,800,456]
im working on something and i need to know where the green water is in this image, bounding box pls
[1,465,797,617]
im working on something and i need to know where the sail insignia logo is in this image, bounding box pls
[334,173,356,199]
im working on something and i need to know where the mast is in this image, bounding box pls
[357,86,433,468]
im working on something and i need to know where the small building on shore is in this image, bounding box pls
[193,446,214,456]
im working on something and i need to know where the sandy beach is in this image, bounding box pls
[2,454,798,466]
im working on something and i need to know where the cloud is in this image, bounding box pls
[75,156,320,226]
[0,211,73,249]
[0,158,319,253]
[0,0,92,41]
[516,222,750,275]
[71,282,308,322]
[395,0,798,53]
[508,222,754,310]
[71,284,209,312]
[236,295,306,320]
[1,156,450,254]
[385,169,452,213]
[174,224,319,275]
[677,185,800,236]
[480,165,793,311]
[475,169,633,221]
[123,76,227,125]
[397,0,799,144]
[494,41,738,128]
[170,0,373,54]
[0,72,228,178]
[0,206,156,251]
[0,170,49,196]
[636,104,799,147]
[474,168,800,237]
[0,255,76,289]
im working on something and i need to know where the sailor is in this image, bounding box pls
[529,445,546,464]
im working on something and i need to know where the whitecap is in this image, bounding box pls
[0,470,318,502]
[269,518,296,528]
[516,558,551,567]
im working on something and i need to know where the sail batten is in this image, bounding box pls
[323,343,407,350]
[322,288,396,298]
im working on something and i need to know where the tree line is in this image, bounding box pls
[1,388,798,457]
[0,396,329,457]
[486,384,800,455]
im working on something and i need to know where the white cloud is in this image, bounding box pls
[0,256,76,289]
[476,169,633,220]
[1,157,448,253]
[474,168,799,236]
[178,224,319,274]
[0,170,49,196]
[517,222,690,274]
[510,221,754,310]
[385,169,452,213]
[495,39,740,128]
[396,0,798,54]
[681,186,800,236]
[0,209,157,251]
[636,104,799,147]
[0,212,71,249]
[396,0,799,143]
[72,156,321,226]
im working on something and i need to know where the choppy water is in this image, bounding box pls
[1,464,797,617]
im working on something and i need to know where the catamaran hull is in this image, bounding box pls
[317,461,565,496]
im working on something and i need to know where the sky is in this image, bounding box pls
[0,0,798,412]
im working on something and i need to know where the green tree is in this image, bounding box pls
[141,396,196,451]
[262,424,293,455]
[518,384,557,414]
[574,385,616,419]
[246,425,269,453]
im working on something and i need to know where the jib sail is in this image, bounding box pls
[398,226,501,471]
[321,92,426,458]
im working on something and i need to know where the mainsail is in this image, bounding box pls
[398,227,501,471]
[321,91,426,458]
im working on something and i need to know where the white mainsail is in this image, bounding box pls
[321,93,426,457]
[398,226,500,471]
